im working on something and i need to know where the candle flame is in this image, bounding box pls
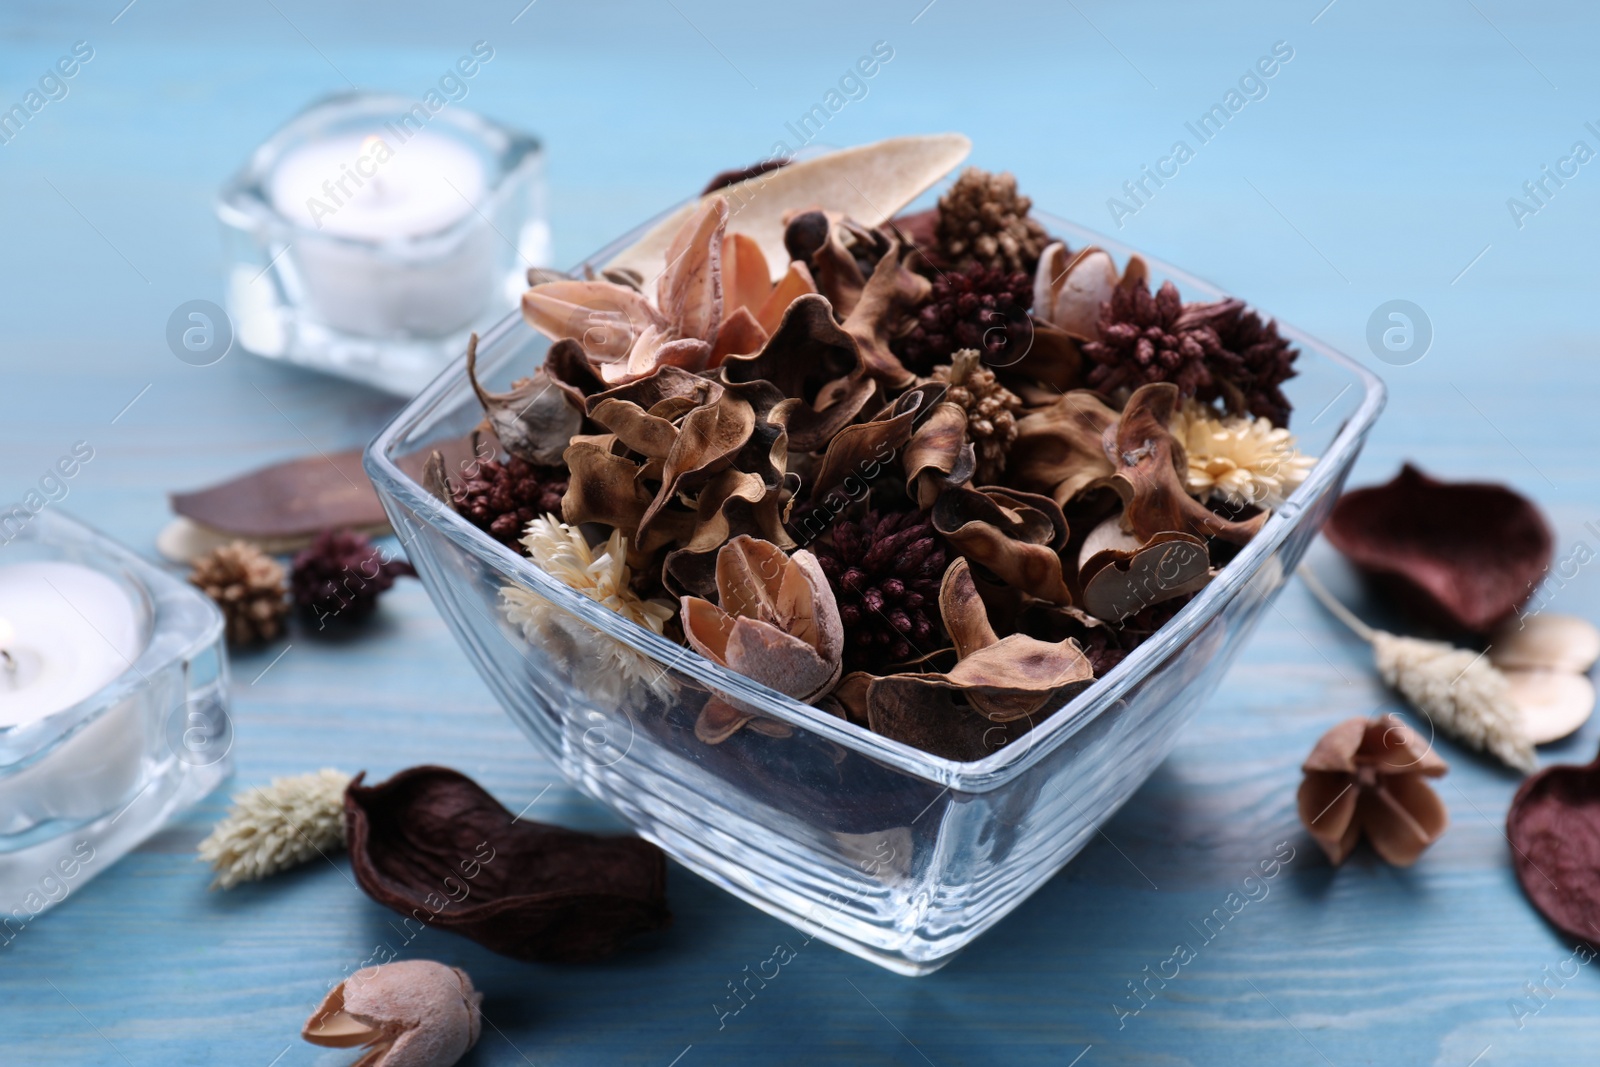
[0,617,13,648]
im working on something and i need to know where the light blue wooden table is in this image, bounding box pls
[3,2,1598,1063]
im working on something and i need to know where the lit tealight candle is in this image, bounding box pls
[0,562,143,729]
[267,128,497,338]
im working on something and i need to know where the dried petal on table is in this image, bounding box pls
[1507,746,1600,944]
[345,767,671,963]
[1297,716,1448,867]
[303,959,481,1067]
[1324,464,1553,635]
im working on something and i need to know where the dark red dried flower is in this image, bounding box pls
[814,510,947,673]
[1082,279,1214,399]
[451,457,568,552]
[895,265,1033,373]
[290,529,414,624]
[1191,299,1298,425]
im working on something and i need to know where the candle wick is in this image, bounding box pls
[0,649,14,673]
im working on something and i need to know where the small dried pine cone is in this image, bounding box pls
[190,541,289,646]
[936,167,1053,275]
[932,349,1022,484]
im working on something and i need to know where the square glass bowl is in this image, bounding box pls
[365,211,1384,974]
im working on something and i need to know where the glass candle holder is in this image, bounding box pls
[217,92,548,396]
[0,510,231,934]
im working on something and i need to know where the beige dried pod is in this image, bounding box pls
[303,960,482,1067]
[1489,613,1600,674]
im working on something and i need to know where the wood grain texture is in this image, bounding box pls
[2,1,1598,1063]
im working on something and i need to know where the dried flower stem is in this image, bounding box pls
[1298,565,1535,773]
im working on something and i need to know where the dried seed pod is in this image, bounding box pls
[1504,670,1595,744]
[1297,716,1448,867]
[1490,614,1600,674]
[303,959,481,1067]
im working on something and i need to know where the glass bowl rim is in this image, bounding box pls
[364,203,1385,792]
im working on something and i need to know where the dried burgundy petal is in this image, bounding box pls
[1325,464,1553,635]
[1507,747,1600,944]
[345,767,670,963]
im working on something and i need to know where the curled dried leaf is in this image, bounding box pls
[810,383,943,502]
[1009,390,1119,507]
[903,402,976,509]
[1080,530,1211,624]
[1109,383,1266,545]
[840,231,929,389]
[345,766,671,962]
[931,486,1074,604]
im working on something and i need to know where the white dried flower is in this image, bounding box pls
[501,517,676,702]
[1172,401,1315,510]
[198,768,351,889]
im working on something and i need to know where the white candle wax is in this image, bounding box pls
[0,561,143,728]
[268,129,499,338]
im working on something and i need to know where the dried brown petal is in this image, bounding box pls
[561,434,654,537]
[1109,383,1265,545]
[662,468,795,597]
[931,486,1074,604]
[840,233,928,389]
[861,558,1092,726]
[810,384,942,502]
[1325,464,1553,635]
[1009,391,1119,507]
[723,293,860,401]
[1507,746,1600,943]
[864,674,1026,761]
[1079,531,1211,624]
[1296,717,1447,867]
[345,766,670,962]
[465,333,581,466]
[903,402,976,510]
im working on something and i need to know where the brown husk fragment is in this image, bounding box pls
[1108,383,1266,545]
[1009,390,1119,507]
[344,766,670,963]
[1507,745,1600,943]
[856,560,1093,754]
[1324,464,1552,635]
[1297,717,1448,867]
[931,486,1074,604]
[465,333,581,466]
[1079,531,1211,624]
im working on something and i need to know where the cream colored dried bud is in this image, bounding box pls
[303,960,482,1067]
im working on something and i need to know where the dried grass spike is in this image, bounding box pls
[198,769,352,889]
[1300,567,1536,773]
